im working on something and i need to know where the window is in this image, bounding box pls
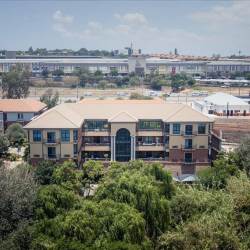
[145,136,153,144]
[185,125,193,135]
[137,136,142,142]
[103,137,109,142]
[165,136,169,144]
[74,144,77,154]
[198,123,206,134]
[61,130,70,141]
[48,147,56,158]
[33,130,41,141]
[85,121,108,130]
[47,132,55,143]
[185,139,193,149]
[165,124,170,134]
[84,137,90,142]
[17,113,23,119]
[223,110,226,114]
[138,121,161,130]
[94,136,100,143]
[73,130,78,141]
[173,124,180,134]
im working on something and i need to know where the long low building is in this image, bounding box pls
[1,57,250,76]
[24,100,213,174]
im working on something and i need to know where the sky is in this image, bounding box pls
[0,0,250,57]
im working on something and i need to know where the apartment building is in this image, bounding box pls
[0,98,47,133]
[24,100,213,174]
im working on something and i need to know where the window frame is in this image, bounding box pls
[198,123,206,134]
[33,130,41,142]
[61,130,70,142]
[173,123,180,134]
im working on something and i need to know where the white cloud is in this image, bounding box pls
[114,14,121,20]
[52,24,73,38]
[123,13,147,24]
[53,10,74,23]
[88,21,103,29]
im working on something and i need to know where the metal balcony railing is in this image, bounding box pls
[137,143,164,147]
[181,145,197,150]
[181,158,196,164]
[136,157,167,161]
[84,129,109,132]
[83,143,110,146]
[43,138,60,143]
[85,157,110,161]
[137,129,163,132]
[181,131,197,136]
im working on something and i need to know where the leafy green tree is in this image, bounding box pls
[235,71,242,77]
[129,71,136,77]
[0,167,38,239]
[208,71,218,79]
[28,46,33,54]
[99,79,108,90]
[52,159,84,192]
[151,75,169,90]
[186,76,196,86]
[22,145,29,162]
[129,77,140,89]
[52,68,64,77]
[122,75,130,84]
[5,123,26,144]
[197,151,240,189]
[171,73,186,91]
[2,63,30,99]
[32,200,150,249]
[35,159,60,185]
[94,69,102,76]
[129,92,153,100]
[72,68,91,86]
[94,161,174,239]
[115,77,123,87]
[41,69,49,78]
[245,73,250,80]
[82,160,104,182]
[0,133,9,157]
[110,69,118,77]
[40,88,59,109]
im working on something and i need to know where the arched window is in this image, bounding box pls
[116,128,131,162]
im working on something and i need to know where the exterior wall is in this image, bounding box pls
[7,112,36,121]
[169,149,209,163]
[111,123,136,136]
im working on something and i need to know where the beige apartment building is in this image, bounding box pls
[24,100,213,173]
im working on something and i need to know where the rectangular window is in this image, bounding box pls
[47,132,56,143]
[33,130,41,141]
[138,121,161,130]
[185,139,193,149]
[74,144,77,154]
[94,136,100,143]
[17,113,23,119]
[185,125,193,135]
[73,130,78,141]
[165,124,170,134]
[85,121,108,130]
[84,136,90,142]
[61,130,70,141]
[137,136,142,142]
[48,147,56,159]
[145,136,153,144]
[103,136,109,142]
[198,123,206,134]
[173,124,180,134]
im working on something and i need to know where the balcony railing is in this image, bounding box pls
[165,143,169,149]
[181,158,196,164]
[136,157,168,161]
[85,157,110,161]
[43,138,60,144]
[84,129,109,132]
[181,131,197,136]
[181,145,197,150]
[44,154,60,159]
[137,143,163,147]
[83,143,110,146]
[137,129,162,132]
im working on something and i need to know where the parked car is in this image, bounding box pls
[200,91,208,95]
[221,85,229,88]
[95,97,106,100]
[149,91,158,96]
[117,92,126,96]
[84,92,92,96]
[192,92,200,96]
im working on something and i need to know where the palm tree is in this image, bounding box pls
[239,50,241,57]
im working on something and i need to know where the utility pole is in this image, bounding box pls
[227,102,229,119]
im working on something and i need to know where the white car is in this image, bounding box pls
[117,92,126,96]
[221,85,229,88]
[149,91,158,96]
[192,92,200,96]
[84,92,92,96]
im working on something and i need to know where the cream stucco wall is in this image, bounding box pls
[111,123,136,136]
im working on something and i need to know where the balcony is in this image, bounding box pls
[181,145,196,151]
[83,129,109,136]
[136,143,165,151]
[136,157,168,161]
[181,131,197,137]
[137,129,163,136]
[85,157,110,162]
[181,158,196,164]
[43,138,60,145]
[84,129,109,132]
[82,143,110,151]
[44,154,60,160]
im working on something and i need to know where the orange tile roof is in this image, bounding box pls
[0,98,47,112]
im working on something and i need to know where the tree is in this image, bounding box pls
[115,77,123,87]
[171,73,186,91]
[99,80,108,90]
[245,73,250,80]
[208,71,218,79]
[82,160,104,182]
[129,77,140,89]
[2,63,30,99]
[28,46,33,54]
[52,68,64,77]
[35,159,60,185]
[122,75,130,84]
[41,69,49,78]
[72,68,91,86]
[94,69,102,76]
[235,71,242,77]
[110,69,118,77]
[40,88,59,109]
[186,76,196,86]
[0,134,9,157]
[5,123,26,144]
[129,71,136,77]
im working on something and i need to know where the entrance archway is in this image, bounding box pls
[116,128,131,162]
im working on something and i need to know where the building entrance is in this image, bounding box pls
[116,128,131,162]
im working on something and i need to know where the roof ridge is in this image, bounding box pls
[109,110,138,121]
[4,99,20,111]
[22,99,36,112]
[164,104,185,121]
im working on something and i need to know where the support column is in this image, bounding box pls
[111,136,114,161]
[133,136,136,160]
[113,136,116,161]
[131,136,135,160]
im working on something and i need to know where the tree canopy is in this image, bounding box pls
[5,123,26,144]
[40,88,59,109]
